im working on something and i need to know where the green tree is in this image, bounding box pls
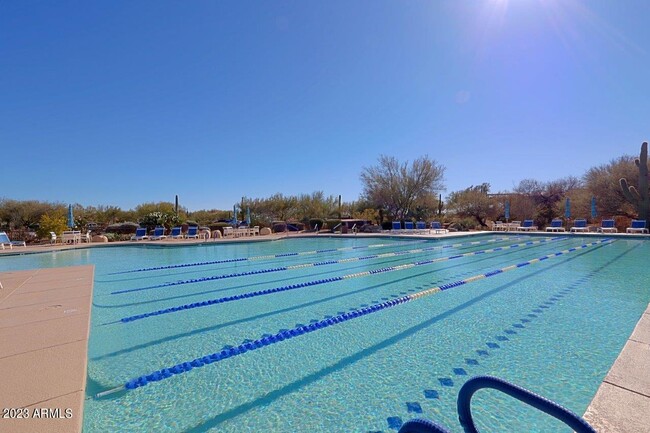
[360,155,445,221]
[447,183,497,227]
[37,212,68,239]
[139,211,180,230]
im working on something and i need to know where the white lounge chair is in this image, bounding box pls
[626,220,648,234]
[62,230,81,244]
[170,227,183,239]
[130,227,149,241]
[150,227,167,240]
[570,219,589,233]
[0,232,26,249]
[517,220,537,231]
[186,226,200,239]
[545,219,565,232]
[598,219,617,233]
[431,221,448,234]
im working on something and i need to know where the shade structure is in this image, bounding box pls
[591,197,597,219]
[565,198,571,219]
[67,204,74,228]
[246,207,251,226]
[504,200,510,221]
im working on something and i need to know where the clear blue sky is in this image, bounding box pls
[2,1,649,211]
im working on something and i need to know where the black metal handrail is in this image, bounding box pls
[398,375,596,433]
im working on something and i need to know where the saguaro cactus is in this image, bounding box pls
[620,141,650,223]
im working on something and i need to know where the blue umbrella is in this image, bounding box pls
[246,207,251,226]
[504,200,510,221]
[591,196,597,219]
[67,204,74,228]
[565,197,571,219]
[232,204,238,226]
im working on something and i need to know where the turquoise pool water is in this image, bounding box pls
[1,234,648,432]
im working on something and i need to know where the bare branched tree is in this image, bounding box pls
[360,155,445,221]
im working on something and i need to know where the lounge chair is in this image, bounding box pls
[598,219,617,233]
[186,226,200,239]
[391,221,402,233]
[431,221,448,234]
[0,232,26,250]
[517,220,537,231]
[150,226,167,240]
[170,227,183,239]
[415,221,428,234]
[62,230,81,244]
[130,227,149,241]
[404,221,415,233]
[492,221,506,231]
[545,219,565,232]
[626,220,648,234]
[570,219,588,233]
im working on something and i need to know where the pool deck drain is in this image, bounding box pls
[0,265,94,433]
[583,301,650,433]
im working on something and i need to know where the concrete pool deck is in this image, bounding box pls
[584,301,650,432]
[0,265,94,433]
[0,235,648,432]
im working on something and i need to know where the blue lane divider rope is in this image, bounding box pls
[95,238,612,398]
[106,239,434,275]
[109,236,544,295]
[118,237,566,322]
[106,236,528,276]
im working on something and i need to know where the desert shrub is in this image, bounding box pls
[272,222,286,232]
[308,218,324,230]
[139,211,180,231]
[105,222,139,234]
[208,222,231,234]
[37,212,68,239]
[324,219,341,231]
[448,217,478,231]
[360,224,381,233]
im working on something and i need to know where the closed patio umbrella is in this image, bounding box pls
[504,200,510,222]
[591,197,597,220]
[565,198,571,219]
[246,207,251,226]
[67,204,74,229]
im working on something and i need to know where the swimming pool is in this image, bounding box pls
[1,234,648,432]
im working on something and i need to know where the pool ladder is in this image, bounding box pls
[398,376,597,433]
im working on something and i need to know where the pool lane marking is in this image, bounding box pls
[117,237,567,322]
[110,236,548,295]
[94,238,612,398]
[107,239,429,275]
[106,237,523,275]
